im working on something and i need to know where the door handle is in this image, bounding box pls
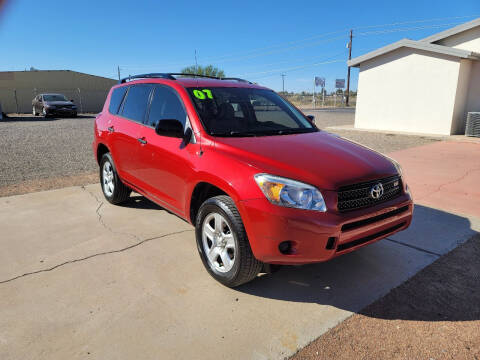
[107,126,114,133]
[137,137,147,145]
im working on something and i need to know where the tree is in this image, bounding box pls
[180,64,225,78]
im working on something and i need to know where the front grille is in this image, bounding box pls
[336,222,406,252]
[337,175,402,212]
[341,205,409,232]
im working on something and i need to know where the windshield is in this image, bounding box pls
[43,94,68,102]
[187,87,316,137]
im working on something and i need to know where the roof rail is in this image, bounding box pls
[119,73,252,84]
[119,73,174,84]
[222,77,252,84]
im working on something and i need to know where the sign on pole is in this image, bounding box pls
[335,79,345,89]
[315,77,325,88]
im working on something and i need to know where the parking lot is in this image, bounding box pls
[0,110,479,359]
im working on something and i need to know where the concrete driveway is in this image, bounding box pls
[1,140,479,360]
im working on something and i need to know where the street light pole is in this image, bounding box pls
[281,73,286,93]
[346,29,353,107]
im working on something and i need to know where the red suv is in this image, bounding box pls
[93,73,413,287]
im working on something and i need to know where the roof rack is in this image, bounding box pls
[119,73,174,83]
[119,73,252,84]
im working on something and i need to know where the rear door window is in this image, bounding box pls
[121,84,153,122]
[108,86,128,115]
[146,85,187,128]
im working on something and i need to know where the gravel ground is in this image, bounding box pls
[0,110,438,196]
[292,234,480,360]
[304,108,441,153]
[0,115,97,187]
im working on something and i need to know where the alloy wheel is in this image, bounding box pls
[102,161,114,197]
[202,212,236,273]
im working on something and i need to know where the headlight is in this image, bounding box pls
[254,174,327,211]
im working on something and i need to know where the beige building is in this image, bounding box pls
[0,70,117,114]
[349,18,480,135]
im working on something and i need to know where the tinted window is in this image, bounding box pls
[187,87,314,136]
[121,85,152,122]
[146,85,187,128]
[108,86,128,115]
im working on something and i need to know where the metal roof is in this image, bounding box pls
[348,39,480,67]
[422,17,480,43]
[348,18,480,68]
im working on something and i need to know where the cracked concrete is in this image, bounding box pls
[1,182,479,360]
[1,140,479,360]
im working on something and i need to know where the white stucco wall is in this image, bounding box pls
[451,59,472,134]
[355,47,462,135]
[434,26,480,53]
[466,61,480,113]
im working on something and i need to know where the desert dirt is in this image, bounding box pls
[291,234,480,360]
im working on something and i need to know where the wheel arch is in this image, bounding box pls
[96,143,110,165]
[188,180,240,225]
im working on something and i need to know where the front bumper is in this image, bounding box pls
[45,107,77,116]
[239,192,413,264]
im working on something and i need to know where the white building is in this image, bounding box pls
[349,18,480,135]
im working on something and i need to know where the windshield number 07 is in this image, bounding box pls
[193,89,213,100]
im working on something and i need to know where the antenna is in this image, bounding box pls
[194,49,199,74]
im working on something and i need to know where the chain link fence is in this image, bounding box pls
[281,93,356,109]
[0,87,109,114]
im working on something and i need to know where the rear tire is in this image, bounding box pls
[99,153,131,204]
[195,195,262,287]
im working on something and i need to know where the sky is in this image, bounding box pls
[0,0,479,92]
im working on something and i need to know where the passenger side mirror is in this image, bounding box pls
[306,115,315,124]
[155,119,184,138]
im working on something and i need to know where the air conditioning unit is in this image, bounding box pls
[465,112,480,137]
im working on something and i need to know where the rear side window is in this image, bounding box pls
[146,85,187,128]
[108,86,128,114]
[121,84,153,122]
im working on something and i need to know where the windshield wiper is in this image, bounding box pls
[254,128,317,136]
[210,131,258,137]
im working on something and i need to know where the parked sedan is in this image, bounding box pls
[32,93,77,117]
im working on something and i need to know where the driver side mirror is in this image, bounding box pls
[155,119,185,138]
[306,115,315,124]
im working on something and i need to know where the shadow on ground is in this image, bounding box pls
[235,204,478,322]
[82,193,480,323]
[120,195,164,210]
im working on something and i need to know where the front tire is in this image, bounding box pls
[195,195,262,287]
[99,153,131,204]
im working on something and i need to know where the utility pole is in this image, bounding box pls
[281,74,286,93]
[346,29,353,107]
[117,66,121,81]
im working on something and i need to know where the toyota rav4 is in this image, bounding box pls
[93,73,413,287]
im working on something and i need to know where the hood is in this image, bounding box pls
[45,101,74,106]
[213,131,398,190]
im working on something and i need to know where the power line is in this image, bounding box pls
[352,14,479,30]
[247,59,345,80]
[356,22,466,36]
[119,14,479,69]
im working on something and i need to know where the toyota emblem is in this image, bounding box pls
[370,183,384,199]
